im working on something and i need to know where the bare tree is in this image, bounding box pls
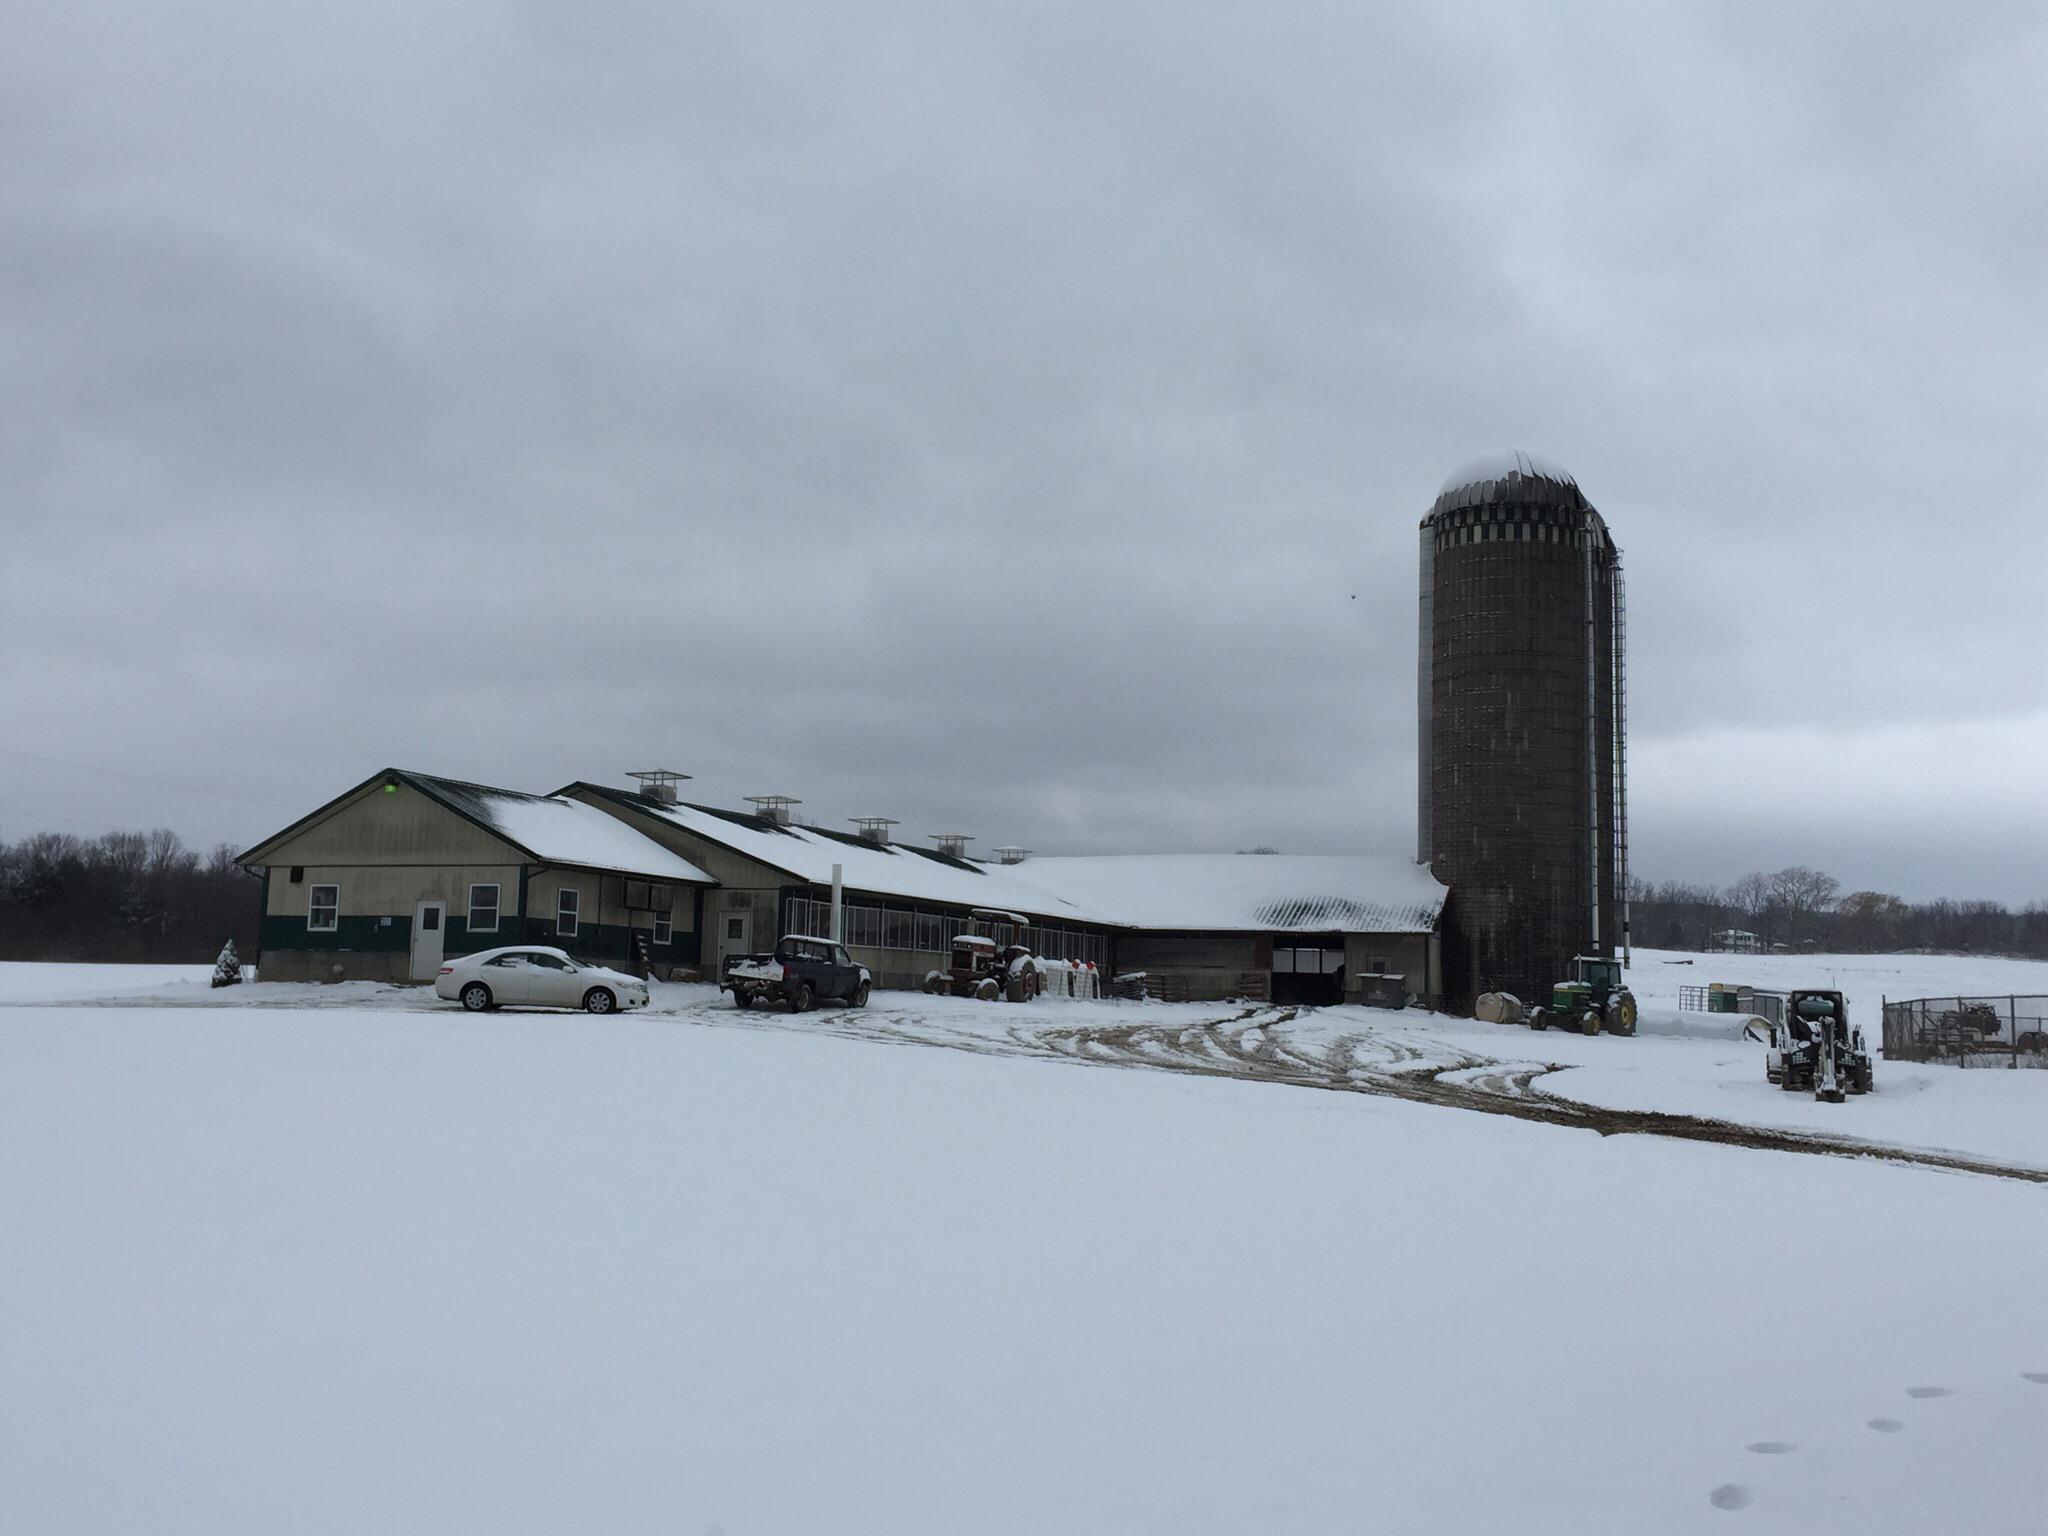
[1727,872,1772,945]
[1766,866,1840,945]
[1836,890,1907,951]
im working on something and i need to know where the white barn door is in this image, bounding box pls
[411,901,447,980]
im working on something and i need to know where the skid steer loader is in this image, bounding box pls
[1765,990,1873,1100]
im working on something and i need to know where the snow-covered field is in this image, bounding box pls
[5,954,2047,1533]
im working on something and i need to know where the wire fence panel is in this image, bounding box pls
[1881,995,2048,1068]
[1676,984,1786,1025]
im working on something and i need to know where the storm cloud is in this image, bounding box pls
[4,0,2044,902]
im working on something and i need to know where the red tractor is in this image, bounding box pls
[921,909,1043,1002]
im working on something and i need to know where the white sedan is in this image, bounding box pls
[434,946,650,1014]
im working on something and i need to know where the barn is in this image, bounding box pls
[1013,854,1445,1006]
[562,778,1444,1005]
[239,769,715,982]
[240,767,1447,1005]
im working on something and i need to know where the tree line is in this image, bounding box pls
[5,827,2046,965]
[0,830,260,963]
[1628,866,2048,958]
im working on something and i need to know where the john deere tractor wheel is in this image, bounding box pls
[1612,992,1639,1036]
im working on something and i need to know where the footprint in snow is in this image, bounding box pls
[1867,1418,1905,1433]
[1905,1386,1954,1399]
[1708,1484,1754,1511]
[1745,1441,1795,1455]
[2023,1373,2048,1385]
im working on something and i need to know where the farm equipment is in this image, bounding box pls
[921,909,1042,1002]
[1528,955,1637,1036]
[1764,989,1873,1100]
[1938,1002,2003,1048]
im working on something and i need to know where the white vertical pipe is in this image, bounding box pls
[831,863,843,942]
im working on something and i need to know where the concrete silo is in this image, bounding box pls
[1418,451,1628,1007]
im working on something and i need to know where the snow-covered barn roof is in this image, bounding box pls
[1014,854,1448,934]
[401,773,716,883]
[567,785,1446,934]
[565,786,1104,920]
[239,769,715,884]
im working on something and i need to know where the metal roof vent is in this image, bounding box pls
[993,846,1030,865]
[744,795,802,826]
[626,769,691,806]
[929,833,973,858]
[852,817,898,846]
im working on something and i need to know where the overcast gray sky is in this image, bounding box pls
[4,0,2044,903]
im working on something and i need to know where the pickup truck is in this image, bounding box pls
[722,934,871,1012]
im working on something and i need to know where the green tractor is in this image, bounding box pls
[1528,954,1638,1036]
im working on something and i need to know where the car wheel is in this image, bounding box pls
[583,987,617,1014]
[790,983,814,1014]
[460,982,493,1012]
[852,980,870,1008]
[734,991,754,1010]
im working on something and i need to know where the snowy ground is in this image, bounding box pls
[5,954,2048,1532]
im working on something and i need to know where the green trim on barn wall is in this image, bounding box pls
[260,914,411,953]
[259,910,702,968]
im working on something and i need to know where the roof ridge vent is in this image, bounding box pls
[929,832,973,858]
[993,846,1030,864]
[626,769,691,806]
[744,795,802,826]
[852,817,899,846]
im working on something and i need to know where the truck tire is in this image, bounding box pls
[789,983,814,1014]
[852,980,870,1008]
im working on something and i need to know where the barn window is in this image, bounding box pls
[558,887,581,937]
[308,884,338,931]
[468,884,500,933]
[653,909,672,945]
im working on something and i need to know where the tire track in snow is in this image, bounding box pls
[676,996,2048,1183]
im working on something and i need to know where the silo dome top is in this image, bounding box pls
[1436,449,1577,498]
[1427,449,1593,521]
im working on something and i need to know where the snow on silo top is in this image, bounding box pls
[1436,449,1577,498]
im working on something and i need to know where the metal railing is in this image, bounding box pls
[1676,984,1787,1026]
[1881,995,2048,1067]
